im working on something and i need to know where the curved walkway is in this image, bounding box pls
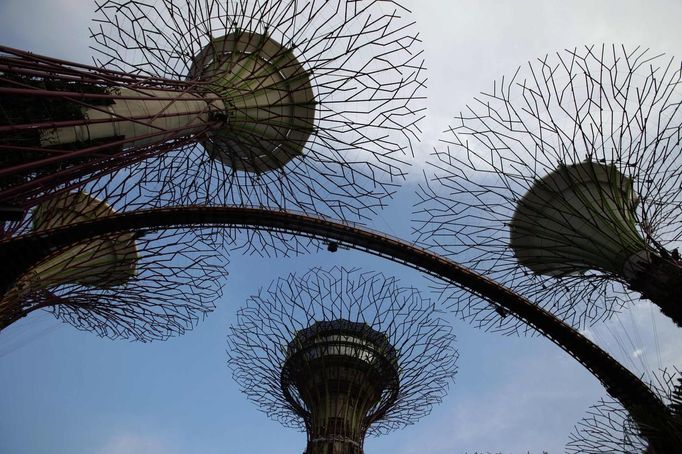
[0,206,675,450]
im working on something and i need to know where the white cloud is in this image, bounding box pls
[96,433,174,454]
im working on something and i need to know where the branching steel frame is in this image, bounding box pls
[0,206,677,450]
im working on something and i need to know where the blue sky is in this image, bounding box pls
[1,1,682,453]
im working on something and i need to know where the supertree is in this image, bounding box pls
[413,45,682,333]
[566,369,682,453]
[0,0,424,226]
[227,267,457,454]
[0,185,227,341]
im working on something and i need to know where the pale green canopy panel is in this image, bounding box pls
[21,191,139,292]
[189,33,315,173]
[509,161,648,280]
[0,189,226,342]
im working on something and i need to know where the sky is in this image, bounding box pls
[1,1,682,453]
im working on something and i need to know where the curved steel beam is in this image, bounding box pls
[0,206,677,449]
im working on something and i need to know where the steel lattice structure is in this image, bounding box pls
[0,188,227,342]
[2,205,679,451]
[0,0,424,227]
[413,45,682,334]
[566,369,682,454]
[0,47,224,225]
[227,267,457,453]
[568,398,649,454]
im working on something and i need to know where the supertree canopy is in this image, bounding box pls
[227,267,457,454]
[0,0,425,224]
[566,370,682,454]
[0,188,227,341]
[413,45,682,334]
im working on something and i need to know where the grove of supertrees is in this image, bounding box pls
[4,196,678,451]
[227,267,458,454]
[414,45,682,332]
[1,0,425,229]
[1,0,681,452]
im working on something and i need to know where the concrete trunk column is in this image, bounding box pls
[39,88,224,149]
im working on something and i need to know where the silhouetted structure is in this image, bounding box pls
[566,370,682,454]
[228,267,457,453]
[1,0,424,225]
[3,205,677,449]
[0,188,226,341]
[414,45,682,333]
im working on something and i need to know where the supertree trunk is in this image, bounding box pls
[228,267,457,452]
[1,46,223,218]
